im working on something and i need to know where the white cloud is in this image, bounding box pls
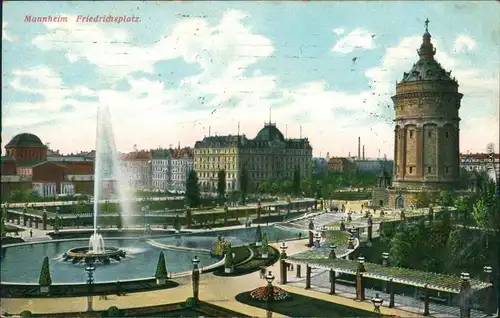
[331,28,375,54]
[2,22,15,42]
[4,13,498,157]
[333,28,344,35]
[453,35,476,53]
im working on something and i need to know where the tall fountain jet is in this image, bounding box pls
[63,105,130,263]
[88,105,134,254]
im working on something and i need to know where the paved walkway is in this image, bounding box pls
[0,240,419,317]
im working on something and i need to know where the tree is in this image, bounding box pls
[116,216,122,229]
[0,206,6,237]
[155,251,169,282]
[437,190,455,207]
[292,166,301,195]
[412,191,432,208]
[262,233,269,255]
[185,169,201,208]
[240,166,249,204]
[255,225,262,244]
[39,256,52,286]
[217,169,227,205]
[225,247,234,270]
[454,195,470,225]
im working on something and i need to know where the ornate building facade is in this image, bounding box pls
[194,122,312,193]
[388,20,463,209]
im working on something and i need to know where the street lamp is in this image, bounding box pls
[192,256,201,302]
[347,236,355,250]
[265,271,275,318]
[329,244,337,259]
[460,272,470,281]
[371,293,383,314]
[280,242,288,255]
[483,266,494,316]
[382,252,390,267]
[85,263,96,312]
[315,232,321,247]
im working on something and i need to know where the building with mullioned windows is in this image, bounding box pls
[193,122,313,193]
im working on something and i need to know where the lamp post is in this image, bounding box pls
[315,232,321,248]
[483,266,494,316]
[329,244,337,259]
[85,263,96,312]
[192,256,200,303]
[356,256,366,301]
[371,293,383,315]
[280,242,288,284]
[265,271,275,318]
[55,207,60,233]
[459,272,471,318]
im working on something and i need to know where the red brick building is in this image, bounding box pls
[1,133,95,199]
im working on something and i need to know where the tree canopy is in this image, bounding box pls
[239,166,249,204]
[217,169,226,205]
[185,169,201,207]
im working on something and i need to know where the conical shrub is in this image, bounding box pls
[155,251,169,279]
[39,256,52,286]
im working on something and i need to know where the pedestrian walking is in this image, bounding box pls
[30,229,33,237]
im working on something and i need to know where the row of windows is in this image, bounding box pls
[406,130,450,139]
[397,165,451,174]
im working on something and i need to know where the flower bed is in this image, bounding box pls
[250,286,291,301]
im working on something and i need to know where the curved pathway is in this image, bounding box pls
[146,239,210,254]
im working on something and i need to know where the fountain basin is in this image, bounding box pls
[63,246,126,264]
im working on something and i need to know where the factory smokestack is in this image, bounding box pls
[362,145,365,160]
[358,137,361,160]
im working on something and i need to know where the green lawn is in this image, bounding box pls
[235,291,378,317]
[214,245,280,277]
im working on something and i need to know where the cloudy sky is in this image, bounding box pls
[2,1,499,158]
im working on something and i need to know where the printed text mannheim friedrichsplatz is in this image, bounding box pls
[24,15,141,23]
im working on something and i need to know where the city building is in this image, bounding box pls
[327,157,356,174]
[170,147,194,192]
[194,122,313,192]
[312,157,328,176]
[1,133,95,198]
[460,153,500,177]
[121,150,152,191]
[388,21,463,208]
[151,149,173,191]
[372,168,392,207]
[354,159,394,175]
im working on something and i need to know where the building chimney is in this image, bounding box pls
[362,145,365,160]
[358,137,361,160]
[348,152,351,158]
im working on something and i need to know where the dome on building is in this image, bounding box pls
[5,133,45,148]
[399,20,455,84]
[399,59,454,83]
[254,123,285,142]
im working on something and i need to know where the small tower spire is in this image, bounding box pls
[269,107,272,124]
[418,18,436,60]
